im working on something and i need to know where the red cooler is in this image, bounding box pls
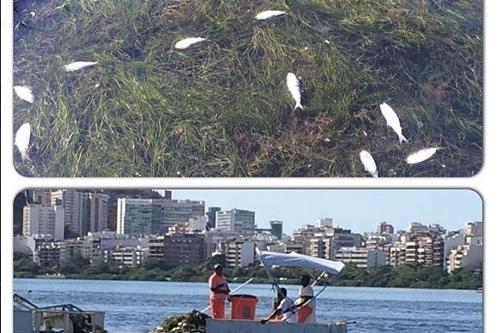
[230,294,258,320]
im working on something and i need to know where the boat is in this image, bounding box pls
[14,293,106,333]
[153,251,349,333]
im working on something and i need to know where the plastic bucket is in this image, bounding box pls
[230,294,258,320]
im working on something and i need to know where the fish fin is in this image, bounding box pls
[399,134,409,144]
[21,152,30,162]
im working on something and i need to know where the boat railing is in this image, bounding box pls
[14,293,39,311]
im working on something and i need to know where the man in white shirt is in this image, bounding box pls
[261,288,298,323]
[295,275,316,323]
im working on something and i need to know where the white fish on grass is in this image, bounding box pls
[406,147,441,165]
[64,61,98,72]
[359,150,378,178]
[255,10,285,20]
[380,102,408,143]
[14,86,34,103]
[286,72,303,110]
[174,37,207,50]
[15,123,31,161]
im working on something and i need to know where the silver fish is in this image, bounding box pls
[64,61,98,72]
[286,72,303,110]
[380,102,408,143]
[15,123,31,161]
[255,10,285,20]
[14,86,34,103]
[406,147,440,164]
[175,37,207,50]
[359,150,378,178]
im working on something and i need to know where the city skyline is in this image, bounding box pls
[169,189,482,234]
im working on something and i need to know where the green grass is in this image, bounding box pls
[13,0,483,177]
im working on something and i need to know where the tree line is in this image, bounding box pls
[14,252,482,290]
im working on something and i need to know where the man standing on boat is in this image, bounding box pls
[261,288,298,324]
[208,264,230,319]
[295,275,316,323]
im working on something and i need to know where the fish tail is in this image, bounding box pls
[294,102,304,110]
[399,134,408,144]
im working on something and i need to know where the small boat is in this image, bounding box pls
[14,293,106,333]
[152,251,350,333]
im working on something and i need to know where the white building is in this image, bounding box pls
[225,240,255,268]
[216,209,255,234]
[106,245,149,267]
[443,233,466,269]
[447,245,482,273]
[316,218,333,228]
[335,247,386,268]
[23,205,64,240]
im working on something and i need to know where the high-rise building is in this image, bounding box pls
[23,204,65,240]
[51,190,84,236]
[316,218,333,228]
[269,220,283,240]
[116,198,205,236]
[116,199,155,236]
[377,222,394,235]
[216,209,255,234]
[207,207,221,229]
[89,192,109,232]
[29,189,52,205]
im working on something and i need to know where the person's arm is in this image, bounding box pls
[295,296,313,308]
[261,308,283,324]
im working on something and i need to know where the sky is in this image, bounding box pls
[166,189,482,234]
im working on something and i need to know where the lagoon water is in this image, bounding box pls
[14,279,482,333]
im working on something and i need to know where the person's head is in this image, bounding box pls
[300,274,311,287]
[279,287,287,298]
[214,263,223,275]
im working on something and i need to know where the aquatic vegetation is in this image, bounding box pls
[152,310,208,333]
[13,0,483,176]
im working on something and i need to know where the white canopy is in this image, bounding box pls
[257,250,345,275]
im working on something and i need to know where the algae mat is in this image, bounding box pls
[13,0,482,177]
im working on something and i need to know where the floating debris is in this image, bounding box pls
[151,310,209,333]
[406,147,440,165]
[325,39,331,44]
[286,73,303,110]
[380,103,408,144]
[175,37,207,50]
[14,86,34,103]
[15,123,31,161]
[255,10,285,20]
[64,61,98,72]
[359,150,378,178]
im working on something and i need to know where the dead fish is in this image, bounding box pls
[255,10,285,20]
[15,123,31,161]
[64,61,98,72]
[380,102,408,143]
[359,150,378,178]
[406,147,440,164]
[286,72,303,110]
[174,37,207,50]
[14,86,34,103]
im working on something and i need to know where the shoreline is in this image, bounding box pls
[13,276,483,291]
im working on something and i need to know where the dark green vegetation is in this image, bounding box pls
[15,253,482,290]
[152,310,209,333]
[13,0,482,176]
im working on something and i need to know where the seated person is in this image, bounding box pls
[261,288,298,324]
